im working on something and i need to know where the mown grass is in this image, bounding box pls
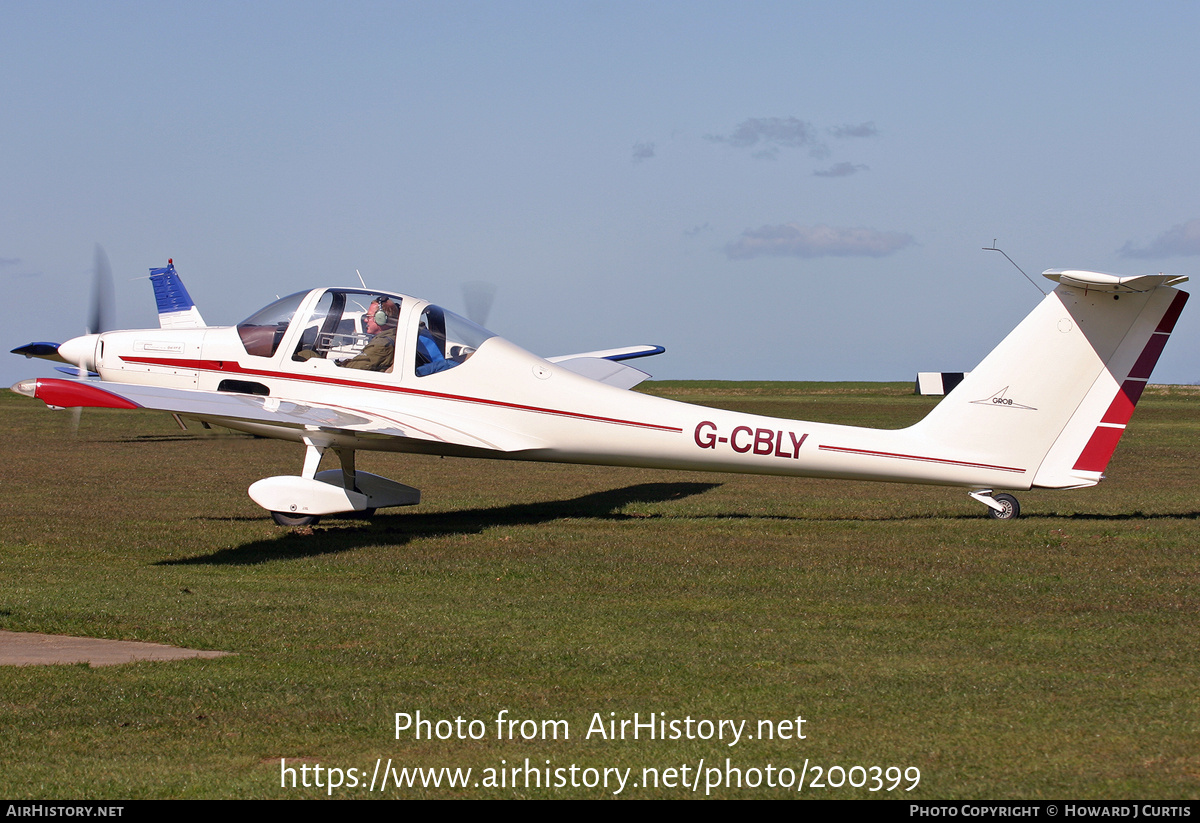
[0,384,1197,799]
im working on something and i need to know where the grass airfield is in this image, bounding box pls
[1,382,1197,799]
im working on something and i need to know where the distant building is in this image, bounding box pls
[915,372,968,396]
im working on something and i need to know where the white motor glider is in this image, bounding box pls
[12,262,1187,524]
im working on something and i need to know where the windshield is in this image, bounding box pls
[237,291,307,358]
[415,305,495,376]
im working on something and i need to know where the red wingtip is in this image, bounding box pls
[33,379,141,410]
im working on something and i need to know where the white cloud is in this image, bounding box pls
[724,223,915,260]
[1118,219,1200,258]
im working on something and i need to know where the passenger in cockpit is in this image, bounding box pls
[340,297,400,371]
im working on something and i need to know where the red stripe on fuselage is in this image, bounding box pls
[118,356,683,433]
[817,444,1025,474]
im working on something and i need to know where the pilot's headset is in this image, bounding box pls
[371,297,398,328]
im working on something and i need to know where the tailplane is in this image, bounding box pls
[912,270,1187,490]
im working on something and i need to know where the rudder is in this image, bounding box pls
[1034,279,1187,487]
[910,270,1187,490]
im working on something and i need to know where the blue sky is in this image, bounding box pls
[4,0,1199,388]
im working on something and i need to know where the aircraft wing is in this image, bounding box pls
[545,344,665,363]
[545,345,664,389]
[10,377,545,453]
[550,357,651,389]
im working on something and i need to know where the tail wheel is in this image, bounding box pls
[271,511,322,527]
[986,493,1020,520]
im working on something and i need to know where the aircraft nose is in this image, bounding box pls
[56,334,100,373]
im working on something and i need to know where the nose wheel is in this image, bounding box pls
[969,490,1021,520]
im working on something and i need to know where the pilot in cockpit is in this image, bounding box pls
[340,296,400,371]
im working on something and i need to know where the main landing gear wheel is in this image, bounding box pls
[271,511,322,527]
[986,493,1020,520]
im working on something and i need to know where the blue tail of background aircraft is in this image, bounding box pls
[149,259,207,329]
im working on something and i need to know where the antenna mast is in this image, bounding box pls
[983,240,1046,296]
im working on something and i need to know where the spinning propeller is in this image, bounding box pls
[9,245,116,433]
[65,245,115,432]
[88,244,115,337]
[461,280,496,327]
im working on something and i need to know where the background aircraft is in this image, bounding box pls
[11,262,1187,525]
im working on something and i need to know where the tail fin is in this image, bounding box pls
[912,270,1187,490]
[149,259,207,329]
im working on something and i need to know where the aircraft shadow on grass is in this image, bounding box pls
[658,508,1200,523]
[157,481,723,566]
[1050,510,1200,521]
[157,480,1200,566]
[113,434,223,444]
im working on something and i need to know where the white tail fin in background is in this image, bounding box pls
[912,270,1188,490]
[149,260,207,329]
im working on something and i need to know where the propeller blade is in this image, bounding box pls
[88,244,115,335]
[462,281,496,327]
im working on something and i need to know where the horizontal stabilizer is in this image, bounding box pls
[1043,269,1188,293]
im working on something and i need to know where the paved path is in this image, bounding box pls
[0,630,231,667]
